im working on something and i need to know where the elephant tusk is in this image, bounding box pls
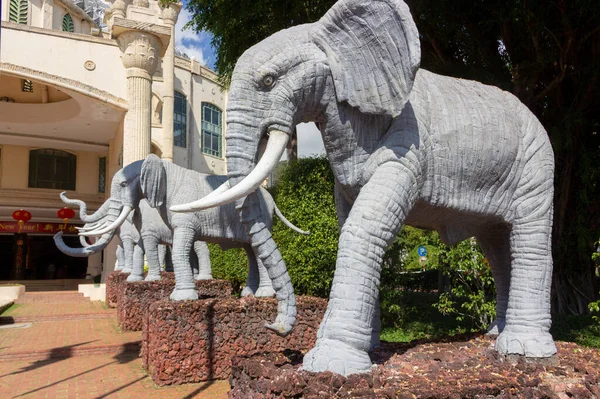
[171,130,289,212]
[76,221,106,232]
[79,206,133,237]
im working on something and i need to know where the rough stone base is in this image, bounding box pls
[141,296,327,386]
[116,276,232,331]
[229,335,600,398]
[105,271,129,308]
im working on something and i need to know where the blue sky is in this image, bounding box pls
[175,5,326,157]
[175,4,217,69]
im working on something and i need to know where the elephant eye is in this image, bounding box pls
[120,181,127,187]
[262,75,276,88]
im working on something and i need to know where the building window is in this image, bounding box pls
[98,157,106,193]
[29,149,76,190]
[21,79,33,92]
[8,0,28,24]
[201,103,222,158]
[174,91,187,148]
[62,13,74,32]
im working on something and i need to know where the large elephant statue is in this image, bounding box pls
[55,155,308,305]
[68,199,211,283]
[171,0,556,376]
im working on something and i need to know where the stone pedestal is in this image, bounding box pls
[116,277,232,331]
[141,296,327,385]
[229,337,600,398]
[105,271,129,307]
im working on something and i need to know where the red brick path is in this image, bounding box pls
[0,291,229,398]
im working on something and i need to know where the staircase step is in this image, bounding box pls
[16,291,88,303]
[0,312,115,323]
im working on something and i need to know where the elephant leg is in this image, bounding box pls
[115,244,125,271]
[158,245,167,271]
[476,227,511,336]
[495,214,556,358]
[194,241,213,280]
[170,227,198,301]
[143,237,162,281]
[255,256,276,297]
[303,163,416,375]
[121,240,134,274]
[127,241,145,282]
[241,245,259,296]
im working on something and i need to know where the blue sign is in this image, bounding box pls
[418,246,428,257]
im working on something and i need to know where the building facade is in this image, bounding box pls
[0,0,227,283]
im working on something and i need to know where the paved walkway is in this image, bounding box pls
[0,292,229,398]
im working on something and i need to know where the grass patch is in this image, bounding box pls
[551,315,600,348]
[0,303,21,316]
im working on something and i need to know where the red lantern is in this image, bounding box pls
[12,209,32,233]
[57,207,75,229]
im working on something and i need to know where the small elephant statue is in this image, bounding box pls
[71,198,212,283]
[55,155,308,303]
[172,0,557,376]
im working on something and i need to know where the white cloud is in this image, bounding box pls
[174,8,214,67]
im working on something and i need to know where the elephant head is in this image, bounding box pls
[54,157,157,256]
[171,0,420,214]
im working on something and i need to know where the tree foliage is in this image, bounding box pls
[270,157,339,297]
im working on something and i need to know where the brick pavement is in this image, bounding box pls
[0,292,230,398]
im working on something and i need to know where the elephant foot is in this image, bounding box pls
[486,318,506,336]
[241,286,256,297]
[126,274,143,282]
[121,268,132,274]
[194,274,213,281]
[170,288,199,301]
[254,286,276,298]
[302,339,372,376]
[144,274,161,282]
[495,328,557,358]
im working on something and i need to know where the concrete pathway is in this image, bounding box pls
[0,291,229,398]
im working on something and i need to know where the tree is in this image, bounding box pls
[187,0,600,314]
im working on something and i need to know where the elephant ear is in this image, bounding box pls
[140,154,167,208]
[313,0,420,117]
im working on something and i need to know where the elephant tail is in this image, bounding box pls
[273,203,310,235]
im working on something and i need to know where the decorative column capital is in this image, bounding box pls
[160,2,182,26]
[108,0,130,19]
[118,31,162,78]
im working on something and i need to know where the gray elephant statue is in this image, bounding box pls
[55,155,308,305]
[58,194,211,283]
[171,0,556,376]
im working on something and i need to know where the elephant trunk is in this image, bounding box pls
[60,192,111,223]
[54,200,123,257]
[54,230,115,257]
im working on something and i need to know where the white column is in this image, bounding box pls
[117,31,162,165]
[160,3,181,162]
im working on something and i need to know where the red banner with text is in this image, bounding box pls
[0,221,82,235]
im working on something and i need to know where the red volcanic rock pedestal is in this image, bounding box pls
[141,296,327,386]
[105,271,129,308]
[116,276,232,331]
[229,335,600,398]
